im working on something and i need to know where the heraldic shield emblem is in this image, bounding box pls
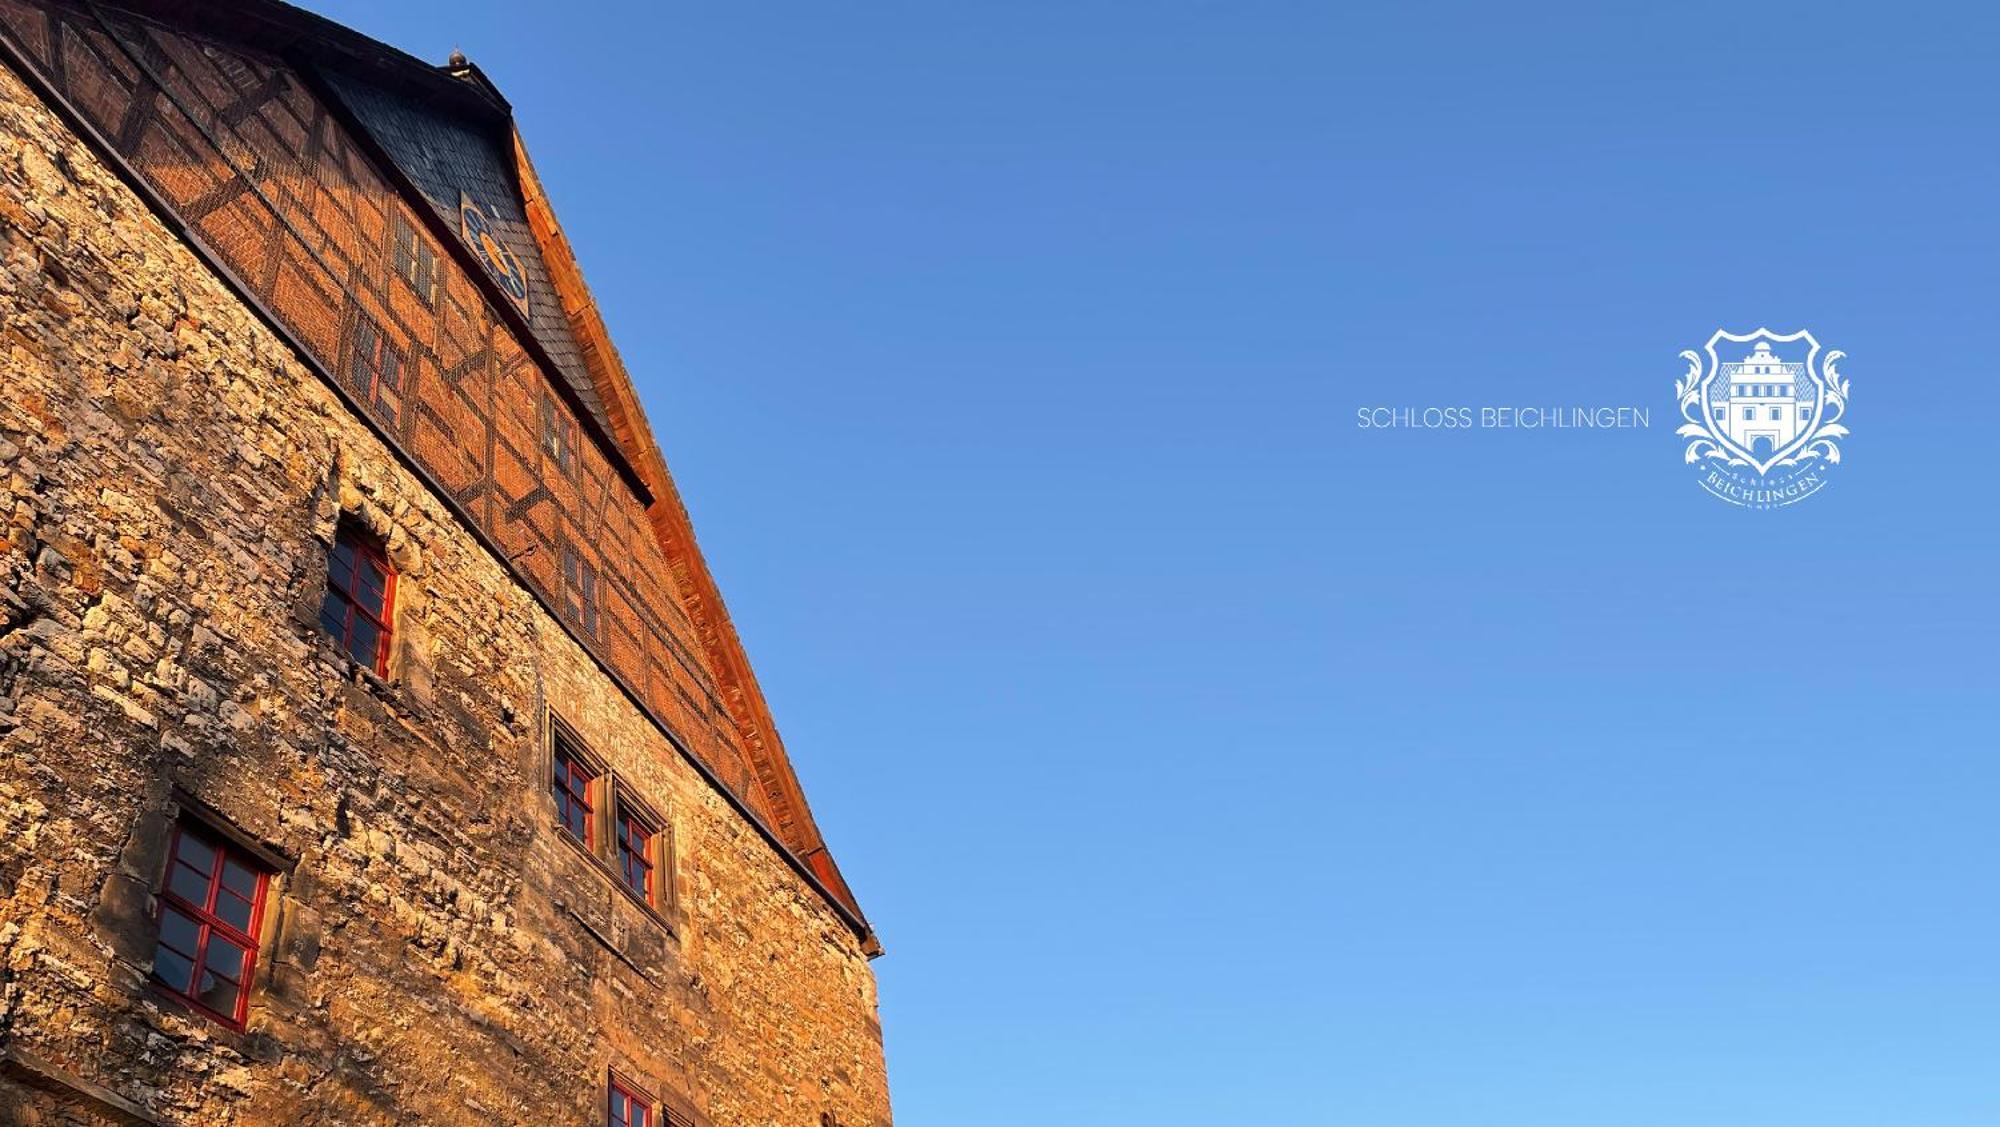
[1676,328,1850,509]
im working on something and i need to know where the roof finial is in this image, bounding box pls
[446,47,468,68]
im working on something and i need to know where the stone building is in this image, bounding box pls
[0,1,888,1123]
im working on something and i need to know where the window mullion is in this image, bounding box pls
[190,917,212,997]
[596,774,614,859]
[204,839,224,914]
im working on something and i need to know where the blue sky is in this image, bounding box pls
[312,3,1999,1123]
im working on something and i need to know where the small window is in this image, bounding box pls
[616,805,656,902]
[1799,406,1810,421]
[610,1078,652,1127]
[318,522,395,675]
[553,737,598,848]
[349,313,404,422]
[152,822,270,1028]
[392,213,439,305]
[1741,406,1754,421]
[539,393,577,478]
[561,547,601,639]
[1769,406,1782,421]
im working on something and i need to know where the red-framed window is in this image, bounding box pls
[561,547,601,639]
[616,806,655,902]
[610,1079,652,1127]
[554,739,598,847]
[151,822,270,1028]
[318,523,395,675]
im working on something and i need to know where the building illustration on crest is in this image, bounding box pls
[1709,340,1815,456]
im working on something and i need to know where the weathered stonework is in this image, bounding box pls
[0,19,888,1127]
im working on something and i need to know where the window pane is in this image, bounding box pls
[557,753,590,797]
[152,942,196,994]
[357,559,388,611]
[168,859,213,906]
[204,934,248,983]
[214,887,255,932]
[221,856,260,900]
[157,904,202,958]
[173,832,217,876]
[197,969,242,1018]
[346,617,380,668]
[328,548,355,594]
[318,592,350,638]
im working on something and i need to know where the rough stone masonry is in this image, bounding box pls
[0,3,890,1124]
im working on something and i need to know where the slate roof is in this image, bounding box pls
[321,70,615,439]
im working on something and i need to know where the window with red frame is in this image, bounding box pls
[615,805,655,902]
[609,1078,652,1127]
[151,822,270,1027]
[554,738,598,847]
[318,523,395,675]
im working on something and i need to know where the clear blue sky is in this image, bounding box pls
[311,3,1997,1123]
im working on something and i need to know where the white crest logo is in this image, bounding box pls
[1676,328,1850,508]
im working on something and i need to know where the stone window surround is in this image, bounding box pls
[609,1070,654,1127]
[605,1064,707,1127]
[122,792,297,1038]
[150,818,274,1030]
[303,484,434,702]
[319,518,397,676]
[546,710,680,931]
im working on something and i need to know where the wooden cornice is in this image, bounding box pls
[510,132,872,946]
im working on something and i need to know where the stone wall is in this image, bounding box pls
[0,51,888,1127]
[0,0,868,879]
